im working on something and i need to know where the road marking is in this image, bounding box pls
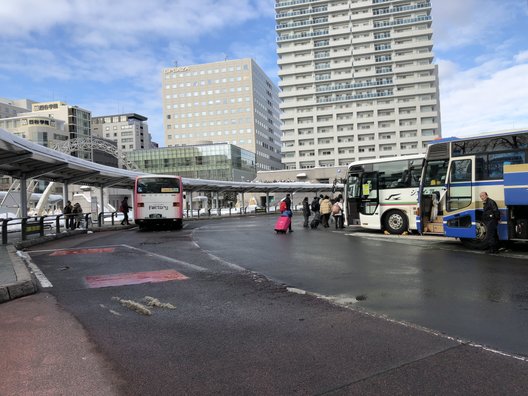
[50,247,116,256]
[17,250,53,288]
[85,269,188,289]
[121,244,207,272]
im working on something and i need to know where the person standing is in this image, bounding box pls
[284,193,293,232]
[72,203,83,229]
[302,197,311,228]
[480,191,500,253]
[320,195,332,228]
[332,195,344,229]
[63,200,73,229]
[120,197,130,225]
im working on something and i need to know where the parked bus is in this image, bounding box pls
[417,129,528,249]
[345,154,424,234]
[134,175,184,230]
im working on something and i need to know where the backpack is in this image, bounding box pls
[311,201,319,212]
[279,200,287,213]
[332,202,341,215]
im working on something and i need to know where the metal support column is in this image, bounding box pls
[63,183,69,206]
[266,192,270,213]
[20,177,28,218]
[215,192,220,215]
[189,191,193,218]
[241,192,245,214]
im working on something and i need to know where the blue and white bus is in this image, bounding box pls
[417,129,528,249]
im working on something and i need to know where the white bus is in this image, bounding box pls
[134,175,184,230]
[345,154,424,234]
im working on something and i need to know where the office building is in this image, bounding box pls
[162,58,283,172]
[276,0,441,169]
[92,113,152,151]
[0,115,66,147]
[0,98,35,119]
[127,143,256,182]
[30,101,92,160]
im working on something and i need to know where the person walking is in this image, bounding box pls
[320,195,332,228]
[480,191,500,253]
[63,200,73,229]
[302,197,311,228]
[284,193,293,232]
[332,195,344,229]
[120,197,130,225]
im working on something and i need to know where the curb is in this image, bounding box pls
[0,245,38,303]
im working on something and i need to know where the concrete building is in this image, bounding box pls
[30,101,92,160]
[276,0,441,169]
[162,58,283,172]
[92,113,152,152]
[0,115,66,148]
[0,98,35,119]
[127,143,256,182]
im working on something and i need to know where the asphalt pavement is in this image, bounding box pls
[1,216,528,394]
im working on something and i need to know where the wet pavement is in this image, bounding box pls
[3,215,528,394]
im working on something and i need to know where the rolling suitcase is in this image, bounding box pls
[274,215,291,233]
[310,212,321,229]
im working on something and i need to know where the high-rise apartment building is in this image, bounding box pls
[276,0,441,169]
[92,113,152,151]
[162,58,283,171]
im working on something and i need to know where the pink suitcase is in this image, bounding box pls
[274,216,291,233]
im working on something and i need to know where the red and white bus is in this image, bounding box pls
[134,175,184,230]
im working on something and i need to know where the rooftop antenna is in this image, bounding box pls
[174,60,178,67]
[224,54,228,61]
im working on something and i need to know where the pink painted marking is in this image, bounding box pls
[85,269,188,289]
[50,247,116,256]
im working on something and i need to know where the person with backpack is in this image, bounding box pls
[332,195,344,229]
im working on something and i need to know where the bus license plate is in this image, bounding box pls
[149,214,163,219]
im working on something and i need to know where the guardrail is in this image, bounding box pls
[1,206,302,244]
[0,212,123,245]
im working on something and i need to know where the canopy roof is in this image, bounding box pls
[0,128,339,194]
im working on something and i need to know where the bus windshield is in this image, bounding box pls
[136,178,180,194]
[423,159,449,187]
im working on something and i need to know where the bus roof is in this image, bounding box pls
[347,154,424,170]
[429,128,528,145]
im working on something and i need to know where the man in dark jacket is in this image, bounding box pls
[480,191,500,253]
[121,197,130,225]
[63,200,73,229]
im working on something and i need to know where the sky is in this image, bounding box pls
[1,0,527,145]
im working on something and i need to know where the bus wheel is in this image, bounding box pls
[460,221,488,250]
[174,219,183,230]
[384,210,408,235]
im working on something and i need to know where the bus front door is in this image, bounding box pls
[443,156,477,240]
[346,173,362,225]
[359,171,380,229]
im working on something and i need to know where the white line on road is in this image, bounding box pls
[17,250,53,288]
[121,244,207,272]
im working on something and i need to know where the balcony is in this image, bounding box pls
[276,0,327,9]
[373,15,432,30]
[277,29,329,42]
[316,90,394,104]
[277,17,329,31]
[276,6,327,20]
[373,2,431,16]
[316,79,393,93]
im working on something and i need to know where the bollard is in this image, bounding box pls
[1,219,9,245]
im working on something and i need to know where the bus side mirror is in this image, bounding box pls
[183,194,186,199]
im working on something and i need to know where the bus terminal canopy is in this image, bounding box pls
[0,128,340,194]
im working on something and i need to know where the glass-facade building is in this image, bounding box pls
[127,143,256,181]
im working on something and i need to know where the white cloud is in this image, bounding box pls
[432,0,522,51]
[515,50,528,63]
[439,58,528,137]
